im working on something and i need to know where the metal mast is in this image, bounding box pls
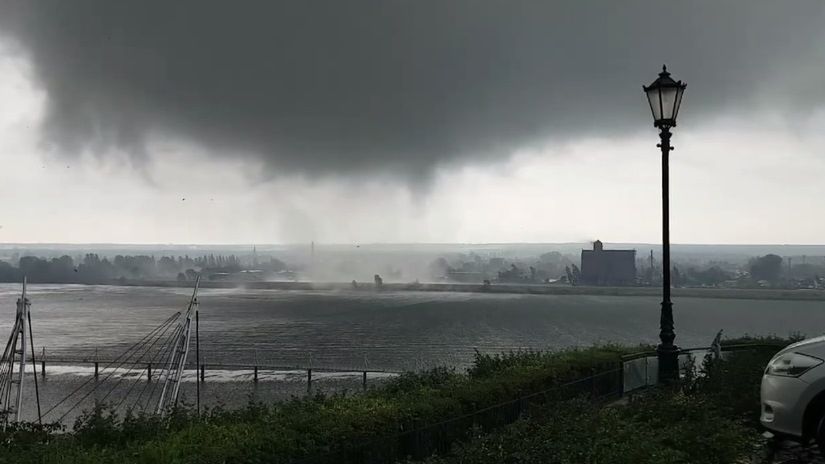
[156,276,199,416]
[1,278,31,425]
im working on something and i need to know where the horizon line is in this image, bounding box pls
[1,241,825,248]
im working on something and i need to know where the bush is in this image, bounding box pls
[0,346,634,464]
[422,339,787,464]
[422,392,757,464]
[0,341,781,463]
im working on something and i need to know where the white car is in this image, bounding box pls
[761,335,825,447]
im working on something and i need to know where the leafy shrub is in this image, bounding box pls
[421,338,788,464]
[0,346,632,463]
[421,390,759,464]
[0,340,782,464]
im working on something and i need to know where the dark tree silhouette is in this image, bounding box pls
[0,252,283,283]
[750,254,783,282]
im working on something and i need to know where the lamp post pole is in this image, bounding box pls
[657,126,678,383]
[643,65,685,384]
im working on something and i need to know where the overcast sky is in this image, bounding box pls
[0,1,824,245]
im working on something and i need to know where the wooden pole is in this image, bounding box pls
[362,371,367,391]
[41,346,46,379]
[147,362,152,382]
[94,361,99,379]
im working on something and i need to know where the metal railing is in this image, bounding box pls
[27,355,400,394]
[620,342,784,394]
[291,367,623,464]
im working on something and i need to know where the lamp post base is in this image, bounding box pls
[657,344,680,384]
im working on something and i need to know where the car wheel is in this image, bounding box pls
[815,412,825,453]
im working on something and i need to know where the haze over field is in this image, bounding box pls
[0,1,824,245]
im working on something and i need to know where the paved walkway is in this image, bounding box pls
[763,440,824,463]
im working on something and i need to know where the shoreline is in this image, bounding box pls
[78,279,825,301]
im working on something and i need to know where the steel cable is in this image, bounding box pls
[112,320,183,412]
[54,314,182,423]
[42,312,180,419]
[96,316,182,405]
[141,324,184,413]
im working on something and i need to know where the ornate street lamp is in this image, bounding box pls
[643,65,686,383]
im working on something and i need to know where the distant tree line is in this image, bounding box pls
[0,253,287,284]
[668,254,823,289]
[431,251,575,284]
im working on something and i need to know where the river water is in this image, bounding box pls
[0,283,822,424]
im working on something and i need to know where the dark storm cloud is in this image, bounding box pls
[0,1,823,180]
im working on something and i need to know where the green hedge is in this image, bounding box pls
[420,392,758,464]
[420,340,784,464]
[0,345,636,464]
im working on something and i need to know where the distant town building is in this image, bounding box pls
[580,240,637,286]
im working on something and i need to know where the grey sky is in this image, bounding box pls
[0,1,823,244]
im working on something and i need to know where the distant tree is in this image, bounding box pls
[564,266,576,286]
[266,258,286,272]
[0,260,19,282]
[18,256,49,282]
[498,264,526,283]
[750,254,783,282]
[177,272,187,282]
[686,266,730,287]
[158,256,179,275]
[185,268,198,281]
[672,266,682,287]
[570,264,581,285]
[539,252,562,263]
[789,263,825,280]
[428,257,450,279]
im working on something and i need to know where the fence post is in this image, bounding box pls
[200,364,205,382]
[94,361,99,379]
[41,346,46,379]
[363,371,367,391]
[618,360,625,397]
[591,368,597,398]
[307,368,312,393]
[645,356,650,386]
[147,362,152,382]
[254,348,259,383]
